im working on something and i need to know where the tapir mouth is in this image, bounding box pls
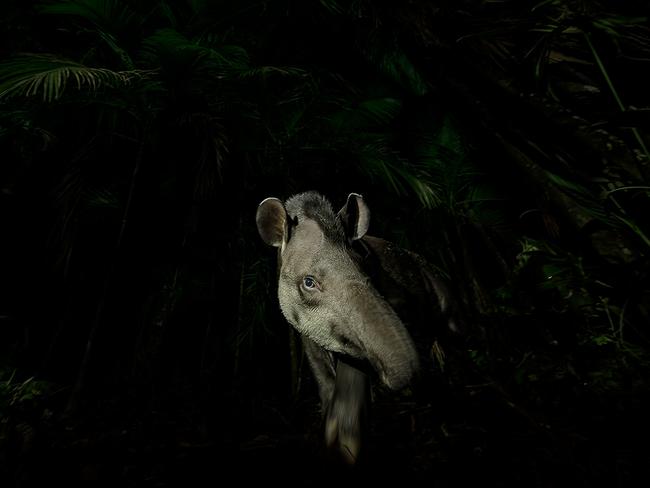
[333,351,412,391]
[332,353,374,376]
[369,350,418,390]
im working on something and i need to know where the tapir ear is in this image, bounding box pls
[256,197,288,247]
[338,193,370,241]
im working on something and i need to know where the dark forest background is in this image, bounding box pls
[1,0,649,486]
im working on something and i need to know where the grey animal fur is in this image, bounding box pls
[256,191,456,463]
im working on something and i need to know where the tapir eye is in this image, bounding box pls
[303,275,318,290]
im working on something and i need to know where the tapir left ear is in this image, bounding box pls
[256,197,289,247]
[338,193,370,241]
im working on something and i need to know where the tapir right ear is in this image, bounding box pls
[256,197,288,247]
[338,193,370,241]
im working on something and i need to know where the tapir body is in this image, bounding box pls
[256,191,458,463]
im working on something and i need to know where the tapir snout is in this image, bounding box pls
[340,281,419,390]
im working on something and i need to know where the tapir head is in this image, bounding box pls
[256,191,418,390]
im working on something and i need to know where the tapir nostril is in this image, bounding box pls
[338,335,351,347]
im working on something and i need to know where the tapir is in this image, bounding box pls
[256,191,459,464]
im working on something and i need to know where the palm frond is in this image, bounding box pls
[355,138,440,209]
[413,115,477,210]
[318,0,343,14]
[544,170,613,225]
[85,188,120,209]
[236,66,306,79]
[140,27,197,63]
[40,0,139,34]
[589,15,649,39]
[176,112,228,199]
[358,97,402,124]
[41,0,139,68]
[362,37,430,96]
[0,55,149,102]
[327,97,402,132]
[141,28,255,79]
[140,27,302,123]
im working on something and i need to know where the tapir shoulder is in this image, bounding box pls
[358,235,461,334]
[360,236,446,304]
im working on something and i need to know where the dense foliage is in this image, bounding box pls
[1,0,649,485]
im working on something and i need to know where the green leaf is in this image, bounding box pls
[363,39,430,96]
[362,152,439,209]
[141,28,260,80]
[327,97,402,131]
[41,0,140,68]
[0,54,148,102]
[593,335,613,346]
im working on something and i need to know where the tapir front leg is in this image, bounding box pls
[302,336,336,410]
[326,360,370,464]
[302,336,370,464]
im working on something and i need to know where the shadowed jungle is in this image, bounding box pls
[1,1,650,486]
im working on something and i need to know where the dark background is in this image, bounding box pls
[1,0,649,486]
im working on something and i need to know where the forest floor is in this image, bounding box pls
[3,379,645,488]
